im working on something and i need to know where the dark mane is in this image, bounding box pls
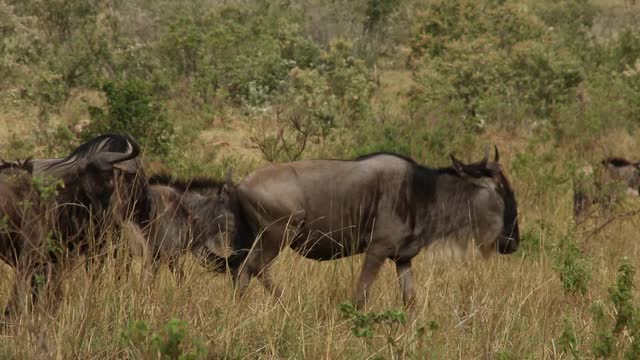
[148,173,227,191]
[604,157,633,167]
[355,151,418,164]
[355,151,493,178]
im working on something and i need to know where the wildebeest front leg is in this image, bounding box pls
[395,259,415,307]
[234,250,283,299]
[354,253,385,309]
[234,227,284,300]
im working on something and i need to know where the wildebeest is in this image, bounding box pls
[0,134,140,318]
[26,133,241,283]
[126,173,238,280]
[28,134,151,222]
[230,147,519,307]
[573,157,640,218]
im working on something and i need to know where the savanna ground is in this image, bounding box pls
[3,0,640,358]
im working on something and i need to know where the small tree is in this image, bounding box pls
[86,78,175,158]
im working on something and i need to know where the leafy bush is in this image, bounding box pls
[553,227,591,296]
[339,302,432,358]
[589,260,640,359]
[319,39,374,124]
[121,319,208,359]
[409,0,584,122]
[533,0,598,54]
[520,219,554,259]
[611,30,640,73]
[86,78,175,158]
[558,318,580,359]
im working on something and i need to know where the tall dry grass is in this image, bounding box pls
[1,144,639,359]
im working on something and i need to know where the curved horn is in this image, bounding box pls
[91,134,141,165]
[481,145,489,165]
[494,145,500,163]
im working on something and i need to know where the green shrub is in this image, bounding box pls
[121,319,208,359]
[610,260,636,334]
[520,219,554,259]
[611,29,640,72]
[533,0,598,54]
[558,318,580,358]
[319,39,374,124]
[86,78,175,158]
[591,302,616,358]
[339,302,431,358]
[553,227,591,296]
[409,0,583,122]
[589,260,640,359]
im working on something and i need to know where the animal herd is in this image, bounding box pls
[0,133,635,323]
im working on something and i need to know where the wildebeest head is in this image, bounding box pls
[149,170,238,259]
[188,176,236,258]
[601,157,640,197]
[51,135,141,213]
[450,146,519,254]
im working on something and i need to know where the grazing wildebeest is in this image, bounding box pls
[0,135,140,318]
[573,157,640,218]
[126,173,238,280]
[230,147,519,307]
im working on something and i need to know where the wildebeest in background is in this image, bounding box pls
[229,147,519,307]
[126,173,238,280]
[0,134,140,319]
[573,157,640,218]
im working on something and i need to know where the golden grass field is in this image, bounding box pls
[3,1,640,357]
[1,125,640,359]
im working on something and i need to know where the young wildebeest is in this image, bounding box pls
[0,135,140,319]
[573,157,640,218]
[126,174,237,280]
[230,147,519,307]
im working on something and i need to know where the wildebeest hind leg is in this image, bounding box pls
[395,259,415,307]
[354,253,385,309]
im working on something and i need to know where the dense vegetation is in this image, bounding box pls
[3,0,640,358]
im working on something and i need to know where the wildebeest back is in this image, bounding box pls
[238,155,414,260]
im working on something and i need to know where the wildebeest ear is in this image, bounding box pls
[450,155,466,176]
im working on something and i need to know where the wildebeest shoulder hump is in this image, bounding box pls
[355,151,417,164]
[603,157,633,167]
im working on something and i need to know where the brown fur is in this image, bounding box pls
[232,148,519,308]
[0,135,140,321]
[129,174,238,280]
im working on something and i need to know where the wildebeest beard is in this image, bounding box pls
[495,170,519,254]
